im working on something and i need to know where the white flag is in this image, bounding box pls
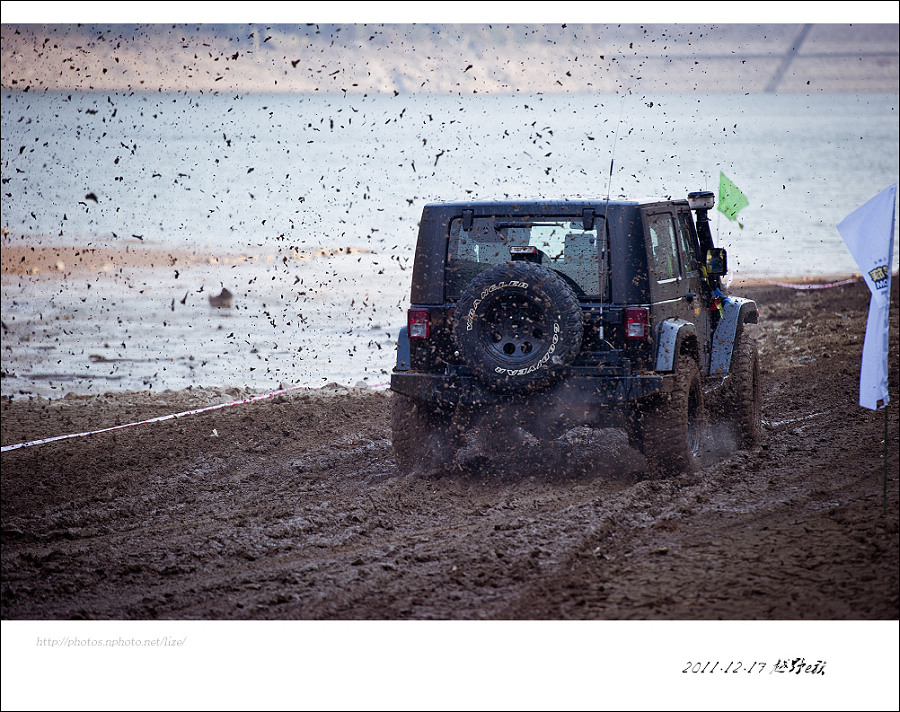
[837,184,897,410]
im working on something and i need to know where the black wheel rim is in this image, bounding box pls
[479,294,549,366]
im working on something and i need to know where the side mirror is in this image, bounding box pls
[706,247,728,276]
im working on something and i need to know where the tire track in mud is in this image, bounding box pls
[3,424,647,619]
[502,380,899,619]
[4,366,896,619]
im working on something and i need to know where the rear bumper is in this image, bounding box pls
[390,370,667,407]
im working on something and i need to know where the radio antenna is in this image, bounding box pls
[600,95,626,315]
[605,95,626,204]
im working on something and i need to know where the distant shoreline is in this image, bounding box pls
[0,244,374,277]
[3,23,897,95]
[0,243,865,286]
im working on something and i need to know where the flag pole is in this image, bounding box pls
[836,184,896,516]
[884,268,894,516]
[884,270,893,516]
[884,402,888,516]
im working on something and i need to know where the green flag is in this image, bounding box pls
[718,172,749,221]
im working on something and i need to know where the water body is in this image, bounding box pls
[2,91,898,397]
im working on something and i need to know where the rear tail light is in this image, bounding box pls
[407,308,431,339]
[625,306,650,340]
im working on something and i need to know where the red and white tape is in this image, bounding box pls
[765,277,860,290]
[762,270,898,290]
[1,382,391,453]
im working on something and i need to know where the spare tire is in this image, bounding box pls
[452,261,583,392]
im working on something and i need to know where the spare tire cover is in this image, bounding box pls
[452,261,583,392]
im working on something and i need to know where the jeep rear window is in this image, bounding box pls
[446,216,605,298]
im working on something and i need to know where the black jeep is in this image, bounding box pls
[390,192,761,477]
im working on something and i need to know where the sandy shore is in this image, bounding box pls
[2,240,866,282]
[1,244,375,277]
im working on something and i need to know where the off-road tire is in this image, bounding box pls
[641,357,705,478]
[391,392,465,475]
[726,327,762,448]
[452,261,583,393]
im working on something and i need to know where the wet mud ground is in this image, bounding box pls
[1,279,898,621]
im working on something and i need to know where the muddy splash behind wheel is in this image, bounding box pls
[391,392,465,475]
[452,261,583,393]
